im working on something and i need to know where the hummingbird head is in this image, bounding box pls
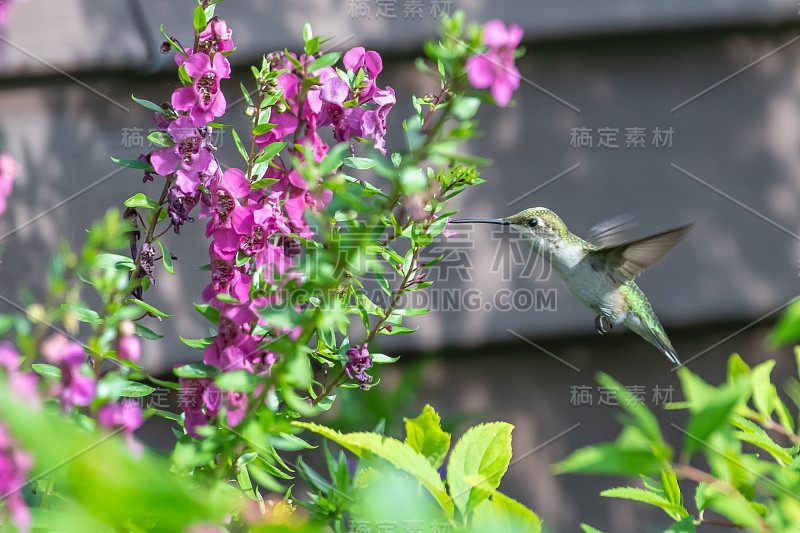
[451,207,571,254]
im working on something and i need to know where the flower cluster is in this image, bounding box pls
[140,19,235,236]
[176,44,396,434]
[0,422,32,533]
[466,20,523,107]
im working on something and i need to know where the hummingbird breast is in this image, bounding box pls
[545,243,628,322]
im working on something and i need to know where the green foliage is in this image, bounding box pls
[0,386,238,531]
[295,405,540,531]
[557,354,800,532]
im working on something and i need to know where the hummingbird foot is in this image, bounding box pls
[595,315,613,335]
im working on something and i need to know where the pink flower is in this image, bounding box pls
[149,116,214,193]
[203,384,248,428]
[360,87,395,155]
[199,18,234,52]
[117,335,140,362]
[171,52,231,124]
[41,334,95,410]
[178,377,211,438]
[0,423,33,533]
[98,401,144,455]
[0,153,18,217]
[466,20,523,107]
[0,342,39,407]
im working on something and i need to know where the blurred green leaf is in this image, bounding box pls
[471,491,542,532]
[294,421,454,517]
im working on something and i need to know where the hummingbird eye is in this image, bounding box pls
[527,218,539,229]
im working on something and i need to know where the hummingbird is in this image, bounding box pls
[450,208,692,365]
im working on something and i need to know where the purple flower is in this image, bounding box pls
[139,241,156,286]
[343,46,383,101]
[345,343,373,390]
[360,87,395,155]
[149,116,214,194]
[203,384,248,428]
[0,153,18,217]
[0,423,33,533]
[116,322,141,362]
[466,20,523,107]
[167,187,200,234]
[0,342,39,407]
[41,334,96,411]
[199,17,234,53]
[319,77,357,143]
[178,377,211,438]
[171,52,231,124]
[98,400,144,455]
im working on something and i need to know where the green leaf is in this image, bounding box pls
[250,177,279,189]
[404,404,451,470]
[231,127,249,162]
[124,193,159,210]
[193,303,220,324]
[471,491,542,532]
[148,408,181,421]
[119,381,156,398]
[193,6,207,31]
[160,24,188,59]
[447,422,513,518]
[664,516,697,532]
[131,298,172,318]
[32,363,61,380]
[146,375,181,391]
[768,297,800,346]
[156,239,174,274]
[317,142,348,176]
[147,131,173,147]
[661,468,682,508]
[95,253,136,272]
[174,363,219,379]
[553,444,661,476]
[254,141,286,163]
[134,323,163,340]
[343,157,377,170]
[677,368,748,455]
[452,96,480,120]
[294,421,453,517]
[597,373,667,457]
[214,370,258,393]
[131,95,168,116]
[239,81,253,106]
[751,359,776,418]
[601,487,687,519]
[580,526,607,533]
[111,157,155,173]
[179,336,212,349]
[374,271,391,295]
[308,52,342,73]
[371,353,399,364]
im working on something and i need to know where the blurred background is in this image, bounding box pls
[2,0,800,531]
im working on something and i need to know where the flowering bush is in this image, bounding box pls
[0,2,542,531]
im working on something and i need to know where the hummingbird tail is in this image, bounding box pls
[651,332,681,366]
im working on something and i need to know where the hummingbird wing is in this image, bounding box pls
[588,223,693,284]
[587,214,638,249]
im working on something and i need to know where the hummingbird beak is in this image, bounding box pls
[449,218,508,225]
